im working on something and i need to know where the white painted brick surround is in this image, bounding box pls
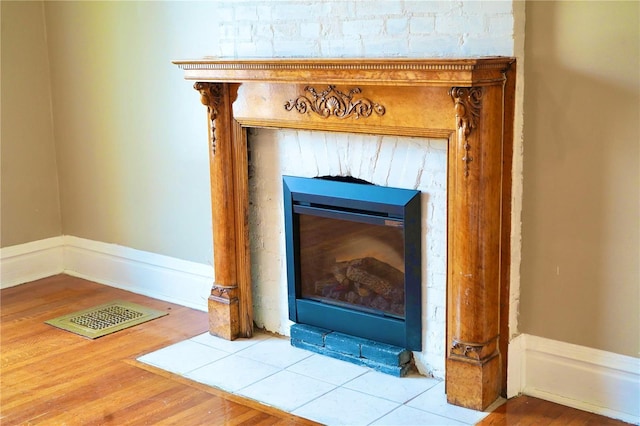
[215,0,516,379]
[248,130,447,377]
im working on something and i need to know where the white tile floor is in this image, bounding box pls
[138,331,492,425]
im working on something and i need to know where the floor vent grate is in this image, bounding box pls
[45,300,167,339]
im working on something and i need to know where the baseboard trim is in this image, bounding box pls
[1,236,212,311]
[506,333,525,398]
[0,237,65,288]
[511,333,640,424]
[62,236,212,311]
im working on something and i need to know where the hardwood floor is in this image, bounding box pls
[0,275,631,425]
[477,396,630,426]
[0,275,317,425]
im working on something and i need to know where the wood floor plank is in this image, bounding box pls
[478,395,631,426]
[44,369,206,425]
[103,383,210,423]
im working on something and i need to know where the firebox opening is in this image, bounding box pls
[283,175,422,350]
[316,175,374,185]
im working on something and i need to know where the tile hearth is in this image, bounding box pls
[138,331,493,425]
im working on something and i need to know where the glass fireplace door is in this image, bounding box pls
[298,211,406,319]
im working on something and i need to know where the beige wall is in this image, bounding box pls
[43,1,219,264]
[1,1,61,247]
[520,1,639,358]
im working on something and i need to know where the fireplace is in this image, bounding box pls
[283,175,422,350]
[174,57,516,411]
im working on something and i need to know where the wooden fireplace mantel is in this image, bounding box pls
[174,57,516,410]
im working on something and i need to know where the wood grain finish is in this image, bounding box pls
[175,57,516,410]
[0,275,317,425]
[478,396,631,426]
[499,63,517,395]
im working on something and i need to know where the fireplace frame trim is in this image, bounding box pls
[175,57,516,411]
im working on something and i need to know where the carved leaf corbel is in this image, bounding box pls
[211,283,238,302]
[194,82,224,156]
[285,85,386,119]
[450,336,498,362]
[450,339,484,360]
[450,87,483,177]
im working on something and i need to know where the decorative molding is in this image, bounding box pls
[509,334,640,425]
[285,85,385,119]
[451,340,484,361]
[210,284,238,301]
[450,87,483,177]
[450,336,497,361]
[194,82,223,155]
[0,237,65,288]
[175,59,511,73]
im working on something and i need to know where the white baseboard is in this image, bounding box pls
[0,237,65,288]
[62,236,212,311]
[0,236,213,312]
[506,333,525,398]
[509,333,640,424]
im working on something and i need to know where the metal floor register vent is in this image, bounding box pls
[45,300,168,339]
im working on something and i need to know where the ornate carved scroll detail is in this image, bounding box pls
[210,283,238,302]
[284,85,386,119]
[194,82,224,155]
[450,87,483,177]
[451,340,484,360]
[450,337,497,362]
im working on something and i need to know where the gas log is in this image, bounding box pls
[314,257,405,316]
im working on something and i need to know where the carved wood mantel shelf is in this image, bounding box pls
[174,58,516,411]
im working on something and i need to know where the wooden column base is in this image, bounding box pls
[207,285,240,340]
[446,354,501,410]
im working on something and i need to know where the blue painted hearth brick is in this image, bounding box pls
[290,326,414,377]
[325,332,369,357]
[361,340,412,366]
[290,338,324,354]
[290,324,330,346]
[360,357,413,377]
[291,337,410,377]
